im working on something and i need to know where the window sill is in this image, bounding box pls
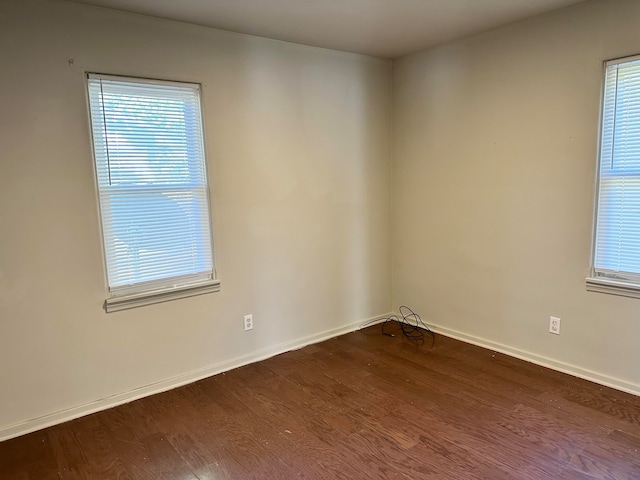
[105,279,221,313]
[585,277,640,299]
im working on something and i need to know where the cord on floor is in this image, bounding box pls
[361,306,434,345]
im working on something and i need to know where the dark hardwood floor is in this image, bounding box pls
[2,322,640,479]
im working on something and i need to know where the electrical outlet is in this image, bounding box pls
[549,316,560,335]
[244,314,253,331]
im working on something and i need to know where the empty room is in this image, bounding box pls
[2,0,640,478]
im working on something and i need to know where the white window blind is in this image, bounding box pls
[594,56,640,284]
[87,74,214,301]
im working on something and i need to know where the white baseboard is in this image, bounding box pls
[9,314,632,443]
[429,323,640,398]
[0,312,393,442]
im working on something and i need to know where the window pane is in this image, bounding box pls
[88,75,214,295]
[594,58,640,282]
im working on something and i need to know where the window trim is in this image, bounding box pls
[586,276,640,299]
[104,279,221,313]
[86,73,219,312]
[587,54,640,298]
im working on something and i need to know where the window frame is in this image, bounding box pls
[86,73,219,312]
[587,54,640,299]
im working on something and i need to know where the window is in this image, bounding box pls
[588,55,640,298]
[87,74,218,312]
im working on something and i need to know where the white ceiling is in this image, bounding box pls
[68,0,587,58]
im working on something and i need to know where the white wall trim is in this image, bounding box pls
[585,276,640,300]
[429,323,640,398]
[9,314,635,443]
[0,312,393,442]
[105,279,221,312]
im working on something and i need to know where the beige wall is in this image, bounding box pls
[393,0,640,392]
[0,0,392,435]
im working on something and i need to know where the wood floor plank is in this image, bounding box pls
[3,326,640,479]
[208,364,400,479]
[0,430,56,480]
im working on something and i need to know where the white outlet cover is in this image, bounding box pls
[549,316,560,335]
